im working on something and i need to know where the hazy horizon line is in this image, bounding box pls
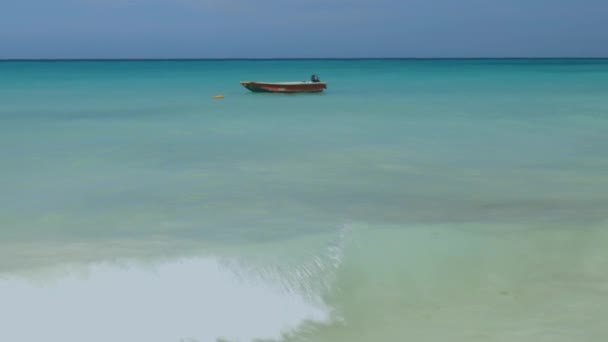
[2,57,608,62]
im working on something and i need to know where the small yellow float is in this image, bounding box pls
[212,94,225,99]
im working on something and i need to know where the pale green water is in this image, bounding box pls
[1,60,607,341]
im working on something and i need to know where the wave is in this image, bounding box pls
[0,227,351,342]
[219,224,351,303]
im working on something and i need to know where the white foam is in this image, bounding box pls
[0,257,331,342]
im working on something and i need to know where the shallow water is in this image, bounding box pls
[1,59,607,341]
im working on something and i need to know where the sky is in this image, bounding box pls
[1,0,607,58]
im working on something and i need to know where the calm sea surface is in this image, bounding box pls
[1,59,607,341]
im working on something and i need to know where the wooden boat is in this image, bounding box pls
[240,81,327,93]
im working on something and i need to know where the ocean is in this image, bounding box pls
[1,59,607,341]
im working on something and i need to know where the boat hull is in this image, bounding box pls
[240,81,327,93]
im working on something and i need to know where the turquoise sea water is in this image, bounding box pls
[1,60,608,341]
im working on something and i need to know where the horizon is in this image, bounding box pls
[2,57,608,61]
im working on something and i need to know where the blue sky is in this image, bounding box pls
[1,0,607,58]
